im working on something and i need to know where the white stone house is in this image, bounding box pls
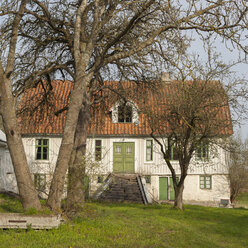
[2,80,232,205]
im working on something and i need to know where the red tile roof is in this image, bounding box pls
[19,80,233,136]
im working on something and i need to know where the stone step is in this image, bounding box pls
[98,174,144,204]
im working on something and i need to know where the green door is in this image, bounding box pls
[159,177,168,200]
[159,177,178,200]
[113,142,134,173]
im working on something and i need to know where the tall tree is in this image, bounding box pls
[14,0,248,213]
[0,0,41,210]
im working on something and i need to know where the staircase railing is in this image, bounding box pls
[137,175,153,204]
[92,173,113,200]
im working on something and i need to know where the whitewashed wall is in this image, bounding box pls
[87,137,229,175]
[0,147,18,193]
[0,135,230,204]
[22,137,62,175]
[147,174,230,205]
[21,136,229,176]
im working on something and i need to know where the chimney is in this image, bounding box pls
[161,72,171,83]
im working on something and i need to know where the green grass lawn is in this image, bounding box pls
[236,192,248,207]
[0,194,248,248]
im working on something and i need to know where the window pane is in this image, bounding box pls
[97,176,103,183]
[118,105,125,122]
[125,106,132,123]
[96,140,101,147]
[126,145,132,154]
[43,147,48,160]
[36,147,42,160]
[146,140,153,161]
[115,145,121,154]
[145,176,151,184]
[146,148,152,161]
[95,140,102,161]
[43,139,48,146]
[95,148,101,161]
[34,174,46,191]
[147,140,152,147]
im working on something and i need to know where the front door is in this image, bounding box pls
[113,142,135,173]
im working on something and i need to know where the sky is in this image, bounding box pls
[189,34,248,140]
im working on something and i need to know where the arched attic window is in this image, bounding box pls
[118,103,132,123]
[111,100,139,124]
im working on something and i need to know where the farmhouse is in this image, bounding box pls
[1,77,233,206]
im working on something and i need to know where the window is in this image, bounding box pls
[97,176,103,183]
[200,175,212,189]
[35,139,49,160]
[145,175,151,184]
[146,140,153,161]
[34,174,46,192]
[95,140,102,161]
[118,103,132,123]
[170,141,179,161]
[115,145,122,154]
[196,141,209,161]
[126,145,132,154]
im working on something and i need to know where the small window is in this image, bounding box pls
[200,175,212,189]
[146,140,153,161]
[35,139,49,160]
[126,145,132,154]
[97,176,103,184]
[95,140,102,161]
[170,141,179,161]
[34,174,46,192]
[196,141,209,161]
[145,175,151,184]
[118,103,132,123]
[115,145,122,154]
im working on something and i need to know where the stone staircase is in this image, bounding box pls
[97,174,145,204]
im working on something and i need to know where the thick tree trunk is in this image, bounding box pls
[174,183,184,210]
[0,77,41,210]
[47,74,91,212]
[65,93,89,218]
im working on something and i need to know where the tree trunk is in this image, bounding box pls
[174,183,184,210]
[47,74,91,212]
[65,93,90,218]
[0,76,41,210]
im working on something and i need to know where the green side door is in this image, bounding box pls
[159,177,168,200]
[159,177,179,200]
[113,142,134,173]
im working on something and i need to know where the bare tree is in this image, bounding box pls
[141,47,237,209]
[12,0,248,213]
[0,0,41,210]
[229,135,248,203]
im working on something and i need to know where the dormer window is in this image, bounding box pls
[111,100,139,124]
[118,103,132,123]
